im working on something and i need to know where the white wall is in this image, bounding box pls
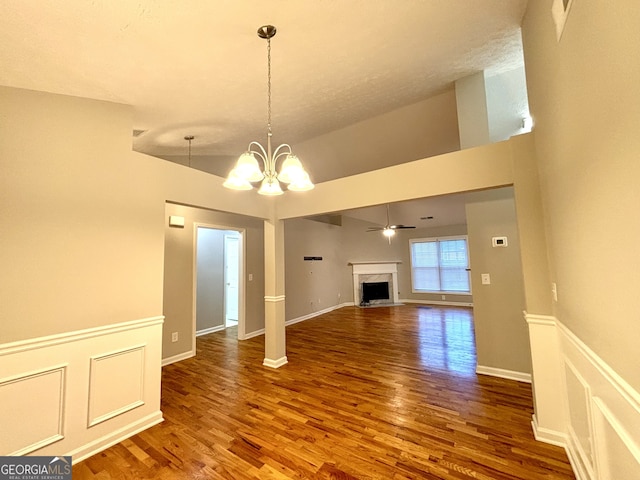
[486,65,531,143]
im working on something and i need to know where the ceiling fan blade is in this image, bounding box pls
[367,227,385,231]
[390,225,416,229]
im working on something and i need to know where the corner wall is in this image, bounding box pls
[466,188,531,380]
[521,1,640,477]
[163,202,265,363]
[0,86,270,459]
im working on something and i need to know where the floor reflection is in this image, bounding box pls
[415,306,476,376]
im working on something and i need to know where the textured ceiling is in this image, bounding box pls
[0,0,528,160]
[341,192,470,230]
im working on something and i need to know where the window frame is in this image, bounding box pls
[409,235,472,295]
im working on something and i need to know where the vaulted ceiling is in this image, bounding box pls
[1,1,527,159]
[1,1,528,227]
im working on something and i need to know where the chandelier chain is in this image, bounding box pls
[222,25,313,194]
[267,36,272,136]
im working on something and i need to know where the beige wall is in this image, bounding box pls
[163,202,265,359]
[466,188,531,374]
[154,89,459,183]
[276,140,516,220]
[294,89,460,183]
[522,1,640,390]
[284,217,476,320]
[0,87,164,342]
[195,227,227,333]
[0,86,270,345]
[284,216,402,318]
[284,218,345,319]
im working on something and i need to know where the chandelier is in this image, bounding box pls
[223,25,314,195]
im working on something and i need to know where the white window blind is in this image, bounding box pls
[410,236,470,293]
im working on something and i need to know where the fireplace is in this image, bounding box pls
[349,261,400,306]
[361,281,390,305]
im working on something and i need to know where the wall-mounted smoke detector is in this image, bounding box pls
[132,129,147,137]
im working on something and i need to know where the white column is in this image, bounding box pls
[455,71,491,149]
[525,312,568,446]
[263,218,287,368]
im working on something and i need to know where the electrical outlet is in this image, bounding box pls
[481,273,491,285]
[248,273,253,281]
[171,332,179,342]
[441,295,446,300]
[551,282,558,302]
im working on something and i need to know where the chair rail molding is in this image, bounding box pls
[0,316,164,462]
[525,311,640,479]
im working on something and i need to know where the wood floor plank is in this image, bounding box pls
[73,305,575,479]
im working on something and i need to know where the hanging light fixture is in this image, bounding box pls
[184,135,194,168]
[223,25,314,195]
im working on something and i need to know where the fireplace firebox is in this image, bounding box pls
[361,281,390,305]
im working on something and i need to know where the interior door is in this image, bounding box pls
[224,234,240,325]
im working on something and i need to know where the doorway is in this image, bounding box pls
[224,234,240,327]
[194,225,244,340]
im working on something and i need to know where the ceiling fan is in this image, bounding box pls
[367,204,415,241]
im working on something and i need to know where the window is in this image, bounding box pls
[410,236,470,294]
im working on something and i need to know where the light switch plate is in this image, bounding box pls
[481,273,491,285]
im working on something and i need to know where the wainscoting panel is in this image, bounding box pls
[0,365,66,455]
[527,314,640,479]
[591,397,640,480]
[0,316,164,463]
[564,359,595,479]
[88,346,145,427]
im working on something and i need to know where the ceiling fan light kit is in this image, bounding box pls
[223,25,314,195]
[367,204,416,242]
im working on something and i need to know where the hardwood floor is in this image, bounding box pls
[74,305,575,479]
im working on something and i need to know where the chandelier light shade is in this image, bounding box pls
[223,25,314,195]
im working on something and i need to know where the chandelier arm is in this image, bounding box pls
[272,143,293,165]
[225,25,313,194]
[247,141,268,164]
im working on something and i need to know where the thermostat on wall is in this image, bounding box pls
[492,236,508,247]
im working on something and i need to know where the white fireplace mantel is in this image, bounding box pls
[349,261,401,305]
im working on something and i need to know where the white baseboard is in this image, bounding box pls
[263,356,288,368]
[400,299,473,307]
[161,350,195,366]
[0,317,163,460]
[476,365,532,383]
[285,302,354,327]
[69,411,163,464]
[527,314,640,479]
[243,328,265,340]
[196,325,225,337]
[531,414,567,447]
[239,303,356,340]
